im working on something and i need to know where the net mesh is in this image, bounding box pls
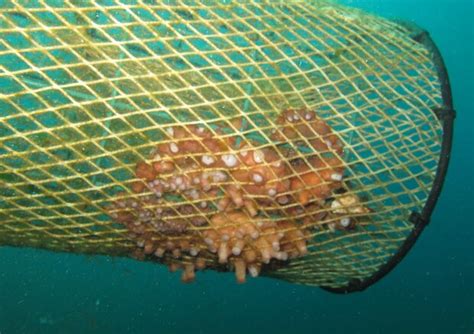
[0,0,444,288]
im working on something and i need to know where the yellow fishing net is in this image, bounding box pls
[0,0,453,290]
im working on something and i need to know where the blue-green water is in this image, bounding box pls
[0,1,472,333]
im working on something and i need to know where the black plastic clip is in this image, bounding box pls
[409,211,429,227]
[433,106,456,121]
[347,278,363,291]
[412,30,429,44]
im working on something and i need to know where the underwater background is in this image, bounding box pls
[0,0,472,333]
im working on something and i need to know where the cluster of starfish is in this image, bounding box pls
[107,108,369,283]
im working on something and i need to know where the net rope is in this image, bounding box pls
[0,0,443,287]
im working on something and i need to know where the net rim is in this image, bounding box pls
[321,22,455,294]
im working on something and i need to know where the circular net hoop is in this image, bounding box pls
[0,0,454,291]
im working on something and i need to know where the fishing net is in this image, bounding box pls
[0,0,454,291]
